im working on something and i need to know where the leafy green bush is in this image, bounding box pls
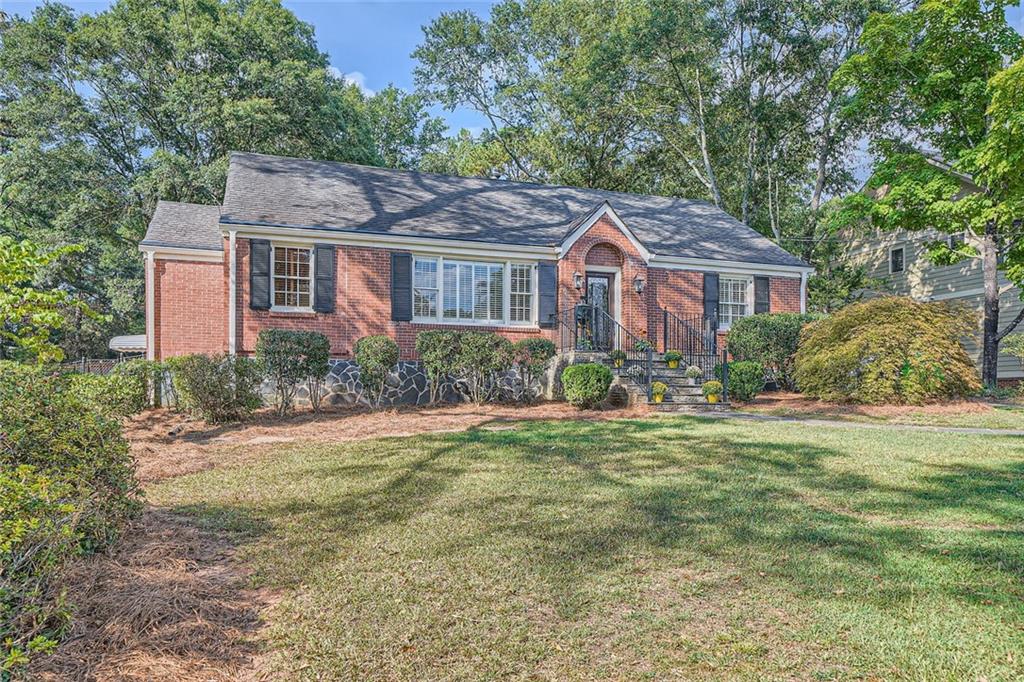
[1003,333,1024,371]
[300,333,331,414]
[168,353,263,422]
[513,338,556,401]
[561,363,613,409]
[68,370,147,419]
[727,313,818,390]
[793,297,981,404]
[723,361,765,402]
[0,362,140,550]
[354,335,400,406]
[112,358,163,408]
[456,332,514,403]
[256,330,330,415]
[1,465,80,675]
[416,330,462,403]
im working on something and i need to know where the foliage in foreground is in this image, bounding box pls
[721,361,765,403]
[168,353,263,423]
[794,297,981,404]
[354,335,400,406]
[727,313,818,390]
[255,330,330,415]
[0,362,140,673]
[561,363,612,409]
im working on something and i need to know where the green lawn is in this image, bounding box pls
[150,416,1024,680]
[737,403,1024,430]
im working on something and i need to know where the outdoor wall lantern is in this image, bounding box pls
[573,271,584,290]
[633,274,646,294]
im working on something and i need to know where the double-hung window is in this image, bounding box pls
[273,245,312,309]
[889,246,905,274]
[718,277,750,327]
[413,256,535,325]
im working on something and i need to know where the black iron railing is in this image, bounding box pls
[661,309,720,377]
[556,304,654,398]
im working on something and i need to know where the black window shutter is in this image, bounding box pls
[249,239,271,310]
[390,252,412,321]
[703,272,719,323]
[313,244,336,313]
[537,262,557,328]
[754,276,770,314]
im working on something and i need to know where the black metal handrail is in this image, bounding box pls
[661,308,730,401]
[556,304,654,399]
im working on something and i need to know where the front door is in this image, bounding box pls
[585,273,613,350]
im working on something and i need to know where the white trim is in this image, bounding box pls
[269,243,314,312]
[557,203,653,262]
[411,255,531,327]
[145,251,155,361]
[800,271,808,314]
[888,245,906,274]
[223,223,558,260]
[648,254,812,277]
[228,231,237,355]
[140,245,224,262]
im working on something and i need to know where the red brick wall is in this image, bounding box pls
[153,258,227,359]
[769,276,802,313]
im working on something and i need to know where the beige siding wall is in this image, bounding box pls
[838,227,1024,379]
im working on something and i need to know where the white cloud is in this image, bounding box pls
[331,68,375,96]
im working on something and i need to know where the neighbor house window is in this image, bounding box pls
[413,256,535,325]
[889,246,905,274]
[718,277,750,327]
[273,246,312,309]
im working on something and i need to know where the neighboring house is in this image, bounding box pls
[140,152,811,402]
[835,163,1024,384]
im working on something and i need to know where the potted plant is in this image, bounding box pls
[664,350,682,369]
[651,381,668,404]
[609,349,627,368]
[684,365,703,381]
[634,338,653,352]
[702,380,723,404]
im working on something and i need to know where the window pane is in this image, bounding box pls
[458,264,473,319]
[443,263,457,318]
[414,289,437,317]
[489,265,503,321]
[414,258,437,288]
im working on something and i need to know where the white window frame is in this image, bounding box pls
[411,255,538,327]
[718,275,752,330]
[270,243,314,312]
[889,245,906,274]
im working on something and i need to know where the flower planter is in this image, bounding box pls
[706,394,720,404]
[613,359,624,368]
[653,393,664,404]
[667,360,679,369]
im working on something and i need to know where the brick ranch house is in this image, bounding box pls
[140,152,812,404]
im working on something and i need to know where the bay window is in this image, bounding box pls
[414,256,535,325]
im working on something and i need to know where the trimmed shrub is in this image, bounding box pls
[723,361,765,402]
[512,338,556,401]
[168,353,263,422]
[256,330,330,415]
[416,330,462,403]
[456,332,514,403]
[562,363,613,409]
[0,362,140,550]
[727,313,818,390]
[1,465,80,675]
[301,333,331,414]
[793,297,981,404]
[68,370,147,419]
[354,335,400,406]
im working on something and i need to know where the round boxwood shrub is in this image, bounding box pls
[456,332,514,403]
[727,313,818,390]
[561,363,613,409]
[723,360,765,402]
[793,297,981,404]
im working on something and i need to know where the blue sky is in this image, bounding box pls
[5,0,1024,139]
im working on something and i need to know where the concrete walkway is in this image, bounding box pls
[701,409,1024,437]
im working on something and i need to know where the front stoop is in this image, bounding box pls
[608,359,727,412]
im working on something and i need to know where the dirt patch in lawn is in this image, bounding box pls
[740,391,997,418]
[29,509,272,682]
[128,401,651,484]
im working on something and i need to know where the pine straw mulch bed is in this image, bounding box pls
[30,401,650,681]
[738,391,1003,418]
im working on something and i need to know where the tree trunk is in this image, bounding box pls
[981,221,1000,388]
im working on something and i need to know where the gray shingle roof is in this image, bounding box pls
[142,201,222,251]
[153,152,809,268]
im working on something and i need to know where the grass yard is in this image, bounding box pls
[149,416,1024,680]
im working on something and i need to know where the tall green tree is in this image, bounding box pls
[0,0,379,357]
[834,0,1024,387]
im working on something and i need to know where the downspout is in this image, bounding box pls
[228,230,237,355]
[799,271,808,314]
[145,251,156,361]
